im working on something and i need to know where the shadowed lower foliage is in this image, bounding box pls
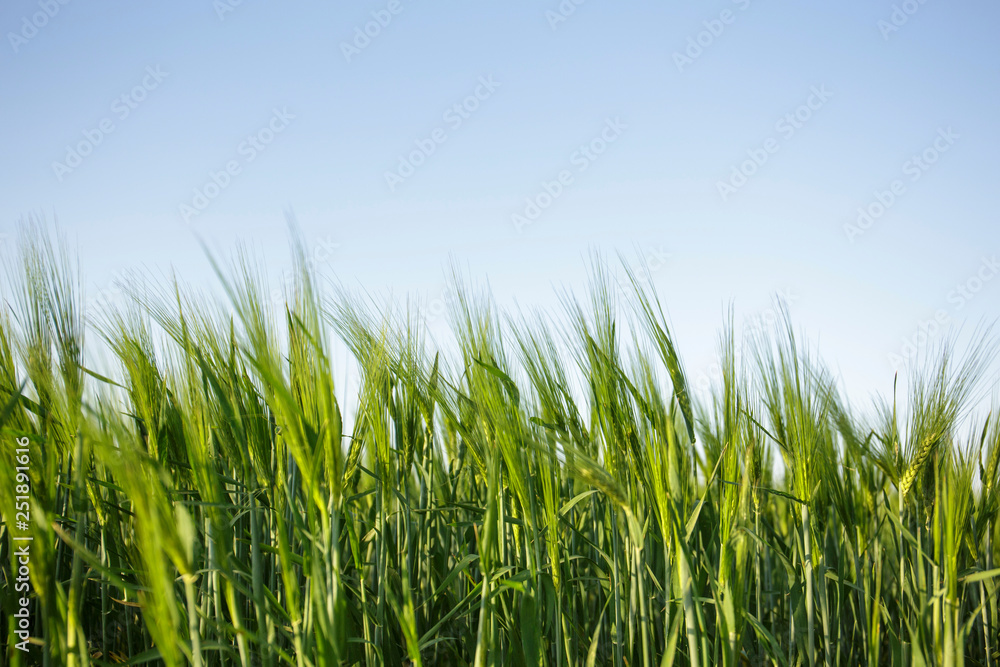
[1,224,999,667]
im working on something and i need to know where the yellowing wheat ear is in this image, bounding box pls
[899,432,939,501]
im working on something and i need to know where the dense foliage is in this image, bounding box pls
[1,225,999,666]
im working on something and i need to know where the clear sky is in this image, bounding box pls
[1,0,998,411]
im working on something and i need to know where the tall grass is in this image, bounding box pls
[1,224,999,666]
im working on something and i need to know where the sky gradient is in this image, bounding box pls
[2,0,999,409]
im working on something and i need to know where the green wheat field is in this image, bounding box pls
[1,225,999,667]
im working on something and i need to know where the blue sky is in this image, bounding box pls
[2,0,998,409]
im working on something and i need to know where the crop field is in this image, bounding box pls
[1,226,999,667]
